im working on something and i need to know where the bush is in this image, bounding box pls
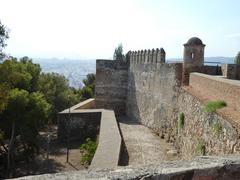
[178,112,185,129]
[79,138,97,165]
[203,100,227,113]
[212,122,223,137]
[196,139,206,155]
[80,86,93,101]
[235,51,240,65]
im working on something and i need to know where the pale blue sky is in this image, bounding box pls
[0,0,239,59]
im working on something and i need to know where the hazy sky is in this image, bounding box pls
[0,0,240,59]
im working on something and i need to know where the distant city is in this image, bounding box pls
[33,58,96,88]
[32,57,234,89]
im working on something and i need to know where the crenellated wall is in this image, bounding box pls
[94,39,240,159]
[127,48,165,64]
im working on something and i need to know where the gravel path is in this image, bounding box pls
[118,117,179,166]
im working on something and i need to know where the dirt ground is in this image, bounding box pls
[12,118,180,178]
[118,116,180,166]
[14,126,86,178]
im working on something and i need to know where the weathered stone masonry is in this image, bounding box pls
[127,62,182,134]
[95,37,240,159]
[58,111,101,142]
[58,99,122,169]
[95,59,128,115]
[15,37,240,180]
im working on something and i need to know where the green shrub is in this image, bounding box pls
[203,100,227,113]
[212,122,223,137]
[79,138,97,165]
[196,139,206,155]
[235,51,240,65]
[178,112,185,129]
[80,86,94,101]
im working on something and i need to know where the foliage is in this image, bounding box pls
[0,57,41,92]
[20,56,41,92]
[38,72,80,122]
[79,138,97,165]
[0,21,8,49]
[0,20,95,177]
[83,73,95,94]
[178,112,185,129]
[0,20,9,61]
[113,43,125,61]
[0,58,51,177]
[203,100,227,113]
[0,83,10,112]
[235,51,240,65]
[79,73,96,100]
[196,138,206,155]
[80,86,94,101]
[212,122,223,137]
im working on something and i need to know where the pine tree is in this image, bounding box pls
[235,51,240,65]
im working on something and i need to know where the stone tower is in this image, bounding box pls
[182,37,205,85]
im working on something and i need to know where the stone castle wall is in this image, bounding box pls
[95,59,128,115]
[127,61,182,135]
[221,64,240,80]
[189,73,240,113]
[125,53,240,158]
[58,111,101,142]
[177,89,240,159]
[95,45,240,158]
[127,48,166,64]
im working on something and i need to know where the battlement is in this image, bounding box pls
[94,37,240,161]
[127,48,166,64]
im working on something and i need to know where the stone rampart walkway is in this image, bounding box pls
[118,117,179,166]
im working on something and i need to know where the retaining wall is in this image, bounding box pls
[58,99,122,169]
[58,110,101,142]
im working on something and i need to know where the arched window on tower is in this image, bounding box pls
[191,53,194,60]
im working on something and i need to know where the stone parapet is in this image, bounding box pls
[189,72,240,113]
[90,110,122,169]
[58,99,122,169]
[14,156,240,180]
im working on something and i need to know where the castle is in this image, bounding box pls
[93,37,240,158]
[54,37,240,179]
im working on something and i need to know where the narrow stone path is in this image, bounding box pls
[118,116,179,166]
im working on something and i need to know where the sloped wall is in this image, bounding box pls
[94,52,240,159]
[126,62,182,136]
[177,89,240,159]
[126,60,240,158]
